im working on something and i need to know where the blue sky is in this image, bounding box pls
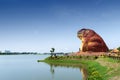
[0,0,120,53]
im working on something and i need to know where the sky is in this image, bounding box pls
[0,0,120,53]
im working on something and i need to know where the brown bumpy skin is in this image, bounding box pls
[77,28,109,52]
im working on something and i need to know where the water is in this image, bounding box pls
[0,55,86,80]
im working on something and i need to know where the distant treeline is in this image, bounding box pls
[0,52,38,55]
[0,52,70,55]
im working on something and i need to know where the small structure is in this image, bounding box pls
[111,48,119,53]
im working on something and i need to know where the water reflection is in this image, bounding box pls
[46,63,87,80]
[50,64,55,80]
[80,68,88,80]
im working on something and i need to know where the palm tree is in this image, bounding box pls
[51,48,55,53]
[50,48,55,57]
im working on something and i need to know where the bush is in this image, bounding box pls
[117,47,120,51]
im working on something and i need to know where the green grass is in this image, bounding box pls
[105,57,120,63]
[84,61,108,80]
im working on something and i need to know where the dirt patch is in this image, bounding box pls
[95,58,120,80]
[109,76,120,80]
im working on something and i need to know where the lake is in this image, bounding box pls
[0,55,86,80]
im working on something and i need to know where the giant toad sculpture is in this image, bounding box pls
[77,28,109,52]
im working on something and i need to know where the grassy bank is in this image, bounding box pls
[38,56,120,80]
[96,57,120,80]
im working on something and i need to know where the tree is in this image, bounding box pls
[50,48,55,57]
[117,47,120,51]
[51,48,55,53]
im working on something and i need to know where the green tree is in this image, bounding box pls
[50,48,55,57]
[117,47,120,51]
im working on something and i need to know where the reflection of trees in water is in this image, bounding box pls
[50,64,55,80]
[48,63,87,80]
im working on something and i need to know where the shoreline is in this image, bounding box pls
[38,56,118,80]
